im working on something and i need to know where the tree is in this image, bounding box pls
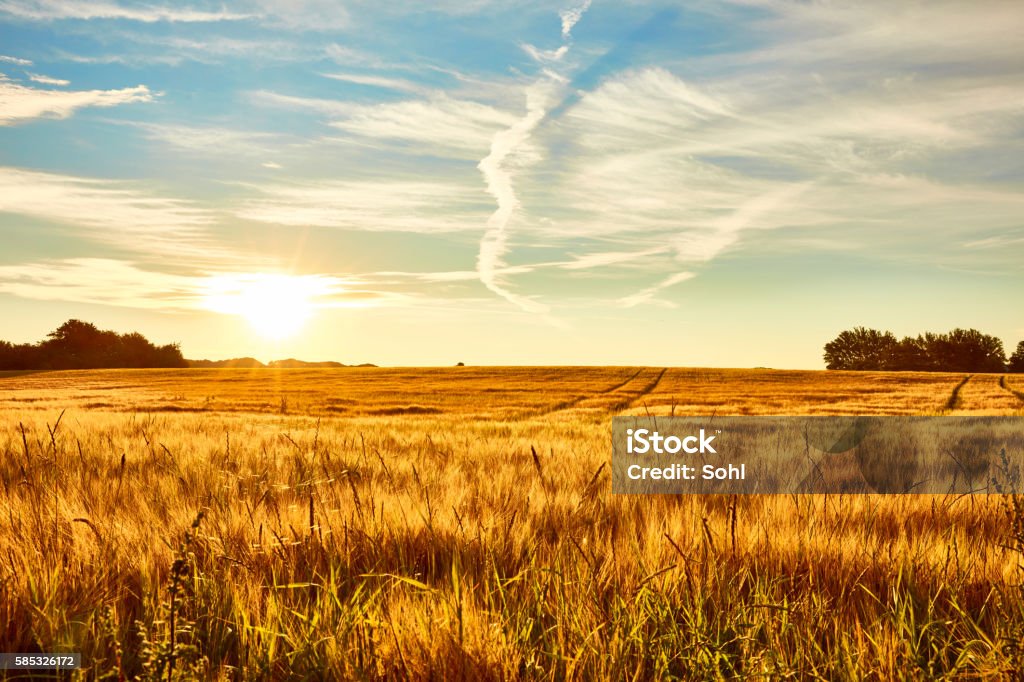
[0,340,40,370]
[824,327,1012,372]
[0,320,188,370]
[1009,341,1024,373]
[889,335,933,371]
[40,319,120,369]
[928,328,1006,373]
[823,327,898,370]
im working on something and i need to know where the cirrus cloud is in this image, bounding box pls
[0,79,152,125]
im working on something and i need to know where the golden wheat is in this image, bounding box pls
[1,367,1022,679]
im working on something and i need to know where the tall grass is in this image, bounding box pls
[0,368,1022,679]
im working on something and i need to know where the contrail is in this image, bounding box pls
[475,1,594,313]
[476,83,552,314]
[560,0,592,40]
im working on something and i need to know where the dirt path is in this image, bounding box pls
[942,374,972,411]
[1000,375,1024,403]
[612,367,668,412]
[532,367,658,417]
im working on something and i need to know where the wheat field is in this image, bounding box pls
[2,367,1024,679]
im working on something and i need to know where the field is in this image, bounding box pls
[2,367,1024,680]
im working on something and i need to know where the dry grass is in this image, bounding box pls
[1,367,1023,679]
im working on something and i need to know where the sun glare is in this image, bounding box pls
[202,274,327,340]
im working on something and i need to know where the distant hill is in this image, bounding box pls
[188,357,266,368]
[268,358,346,368]
[188,357,377,368]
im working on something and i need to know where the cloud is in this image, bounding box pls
[49,50,186,67]
[619,272,695,308]
[320,72,426,94]
[524,40,1024,282]
[0,258,201,309]
[114,31,319,64]
[0,54,32,65]
[521,43,569,63]
[559,246,671,271]
[559,0,591,39]
[235,178,492,233]
[567,67,733,142]
[324,43,388,68]
[2,0,1020,321]
[246,0,349,30]
[49,30,326,67]
[27,72,69,85]
[255,89,519,158]
[251,89,352,116]
[0,0,252,22]
[127,121,284,156]
[671,183,814,263]
[476,80,557,314]
[717,0,1024,70]
[0,166,218,257]
[0,79,152,125]
[329,96,519,157]
[0,259,397,311]
[201,272,392,315]
[473,0,593,314]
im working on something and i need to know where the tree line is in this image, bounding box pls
[825,327,1024,372]
[0,319,187,370]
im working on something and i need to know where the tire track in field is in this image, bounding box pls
[603,368,646,394]
[942,374,972,412]
[612,367,668,412]
[1000,375,1024,403]
[532,368,646,417]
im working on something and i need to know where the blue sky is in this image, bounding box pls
[0,0,1022,366]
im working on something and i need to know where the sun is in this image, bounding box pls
[202,274,324,340]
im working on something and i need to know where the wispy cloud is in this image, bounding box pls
[27,72,68,85]
[107,31,318,64]
[559,246,671,271]
[320,72,425,94]
[0,54,32,65]
[126,121,284,156]
[521,43,568,63]
[235,178,492,233]
[324,43,386,68]
[328,96,519,157]
[0,0,252,22]
[529,39,1024,279]
[250,89,351,116]
[559,0,591,39]
[0,79,152,125]
[255,89,519,158]
[717,0,1024,69]
[201,271,393,314]
[619,272,695,308]
[0,167,217,257]
[0,258,201,309]
[0,259,397,311]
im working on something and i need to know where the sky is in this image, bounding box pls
[0,0,1022,367]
